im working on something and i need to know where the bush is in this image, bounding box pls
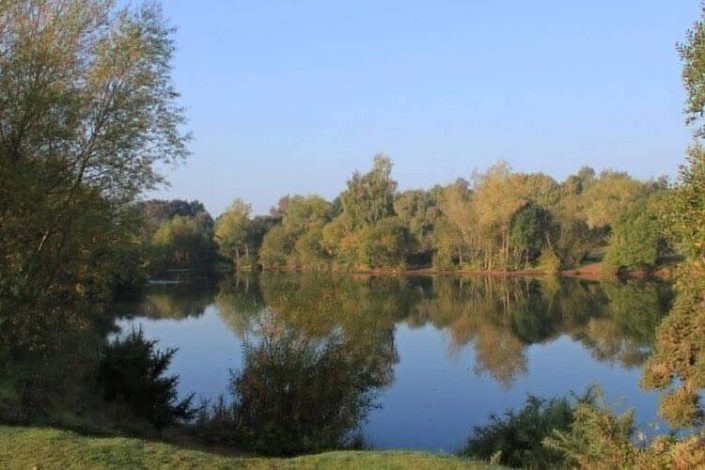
[537,249,562,274]
[462,388,597,469]
[193,329,385,455]
[97,329,194,429]
[604,198,664,271]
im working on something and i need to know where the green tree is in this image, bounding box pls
[258,195,332,270]
[582,171,648,230]
[642,5,705,430]
[340,154,397,230]
[436,179,476,267]
[215,199,253,268]
[0,0,188,313]
[604,197,664,271]
[509,202,557,265]
[151,214,215,270]
[98,329,194,430]
[394,189,440,264]
[358,217,410,270]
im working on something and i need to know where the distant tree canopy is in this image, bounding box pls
[212,157,663,273]
[134,199,216,272]
[603,196,666,271]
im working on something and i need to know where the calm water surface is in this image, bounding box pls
[114,274,672,452]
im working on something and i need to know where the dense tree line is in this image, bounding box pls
[135,199,218,272]
[212,156,668,274]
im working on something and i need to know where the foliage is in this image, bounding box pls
[203,155,663,273]
[604,197,664,271]
[537,249,562,274]
[544,392,705,469]
[395,189,441,263]
[462,394,579,469]
[97,329,195,429]
[0,0,188,317]
[641,18,705,426]
[358,217,410,269]
[215,199,254,268]
[581,171,649,229]
[151,213,216,270]
[259,225,296,269]
[509,202,557,265]
[340,154,397,229]
[194,319,387,456]
[257,196,333,270]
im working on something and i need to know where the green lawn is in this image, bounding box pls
[0,426,500,469]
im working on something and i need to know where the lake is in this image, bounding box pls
[113,273,672,452]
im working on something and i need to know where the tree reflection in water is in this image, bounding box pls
[222,310,392,455]
[0,272,674,453]
[216,274,672,389]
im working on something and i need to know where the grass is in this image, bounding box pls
[0,426,501,469]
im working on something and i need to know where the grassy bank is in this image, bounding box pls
[0,426,500,469]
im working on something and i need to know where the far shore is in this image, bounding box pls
[241,261,673,282]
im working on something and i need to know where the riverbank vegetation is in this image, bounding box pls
[3,0,705,468]
[137,158,670,277]
[205,157,669,276]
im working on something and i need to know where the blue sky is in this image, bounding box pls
[151,1,701,216]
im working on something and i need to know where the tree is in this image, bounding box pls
[358,217,410,270]
[394,189,440,264]
[603,197,664,271]
[151,213,215,270]
[509,202,557,265]
[582,171,647,229]
[0,1,188,312]
[642,147,705,427]
[340,154,397,229]
[215,199,252,268]
[98,329,194,429]
[136,200,208,237]
[436,180,476,267]
[258,195,333,270]
[259,225,296,269]
[642,5,705,430]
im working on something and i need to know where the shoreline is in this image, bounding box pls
[254,262,672,282]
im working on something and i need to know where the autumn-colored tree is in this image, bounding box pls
[0,1,188,314]
[641,6,705,429]
[340,154,397,230]
[215,199,253,268]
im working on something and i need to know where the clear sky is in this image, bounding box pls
[150,1,701,216]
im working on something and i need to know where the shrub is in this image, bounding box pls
[604,198,664,271]
[537,249,562,274]
[462,388,597,469]
[97,329,194,429]
[193,328,385,455]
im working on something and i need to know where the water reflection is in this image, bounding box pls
[206,309,392,455]
[202,274,671,389]
[1,273,672,452]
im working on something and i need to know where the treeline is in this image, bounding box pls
[147,156,668,275]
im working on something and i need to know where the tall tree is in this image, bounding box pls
[643,5,705,429]
[215,199,252,267]
[0,0,188,310]
[340,154,397,229]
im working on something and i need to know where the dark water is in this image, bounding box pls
[114,274,672,452]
